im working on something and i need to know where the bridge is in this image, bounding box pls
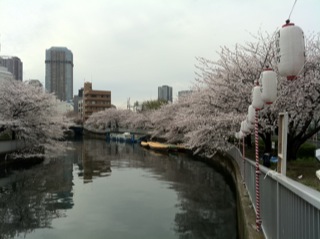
[69,125,150,142]
[0,140,25,155]
[69,125,150,135]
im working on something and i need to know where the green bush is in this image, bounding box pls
[0,133,11,141]
[297,142,316,159]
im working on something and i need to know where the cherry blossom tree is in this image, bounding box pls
[124,111,153,131]
[195,31,320,160]
[84,108,133,131]
[175,88,242,157]
[273,34,320,160]
[79,30,320,162]
[84,107,154,134]
[0,79,68,158]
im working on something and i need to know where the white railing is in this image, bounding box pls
[227,146,320,239]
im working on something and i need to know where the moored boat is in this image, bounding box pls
[140,141,149,148]
[148,142,171,150]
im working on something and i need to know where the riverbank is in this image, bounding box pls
[193,153,263,239]
[139,140,261,239]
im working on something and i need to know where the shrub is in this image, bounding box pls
[297,142,316,159]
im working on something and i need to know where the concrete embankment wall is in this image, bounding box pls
[201,153,264,239]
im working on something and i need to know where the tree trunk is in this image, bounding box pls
[260,132,272,154]
[264,132,272,154]
[245,134,252,148]
[286,140,301,161]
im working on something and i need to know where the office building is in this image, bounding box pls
[82,82,111,121]
[73,88,84,113]
[0,56,23,81]
[158,85,172,102]
[0,65,13,81]
[178,90,193,99]
[45,47,73,102]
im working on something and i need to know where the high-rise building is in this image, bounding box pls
[158,85,172,102]
[0,56,23,81]
[0,65,13,81]
[45,47,73,102]
[73,87,84,113]
[178,90,193,99]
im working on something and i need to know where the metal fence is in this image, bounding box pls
[227,146,320,239]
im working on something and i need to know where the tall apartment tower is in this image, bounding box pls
[158,85,173,102]
[0,56,23,81]
[45,47,73,102]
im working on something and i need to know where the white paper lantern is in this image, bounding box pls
[261,69,277,104]
[241,120,250,134]
[276,20,305,80]
[252,85,264,110]
[247,105,255,124]
[246,117,255,130]
[239,131,245,139]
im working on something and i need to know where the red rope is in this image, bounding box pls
[255,109,262,231]
[243,137,245,182]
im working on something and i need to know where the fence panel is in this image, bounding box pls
[227,146,320,239]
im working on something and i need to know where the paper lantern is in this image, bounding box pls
[246,118,254,130]
[261,69,277,104]
[276,20,305,80]
[247,105,255,124]
[252,85,264,110]
[239,131,245,139]
[241,120,250,134]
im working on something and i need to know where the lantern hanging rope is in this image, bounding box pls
[288,0,298,20]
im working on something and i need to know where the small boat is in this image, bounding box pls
[148,142,171,150]
[140,141,187,152]
[110,132,134,143]
[140,141,149,148]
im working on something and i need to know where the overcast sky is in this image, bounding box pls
[0,0,319,108]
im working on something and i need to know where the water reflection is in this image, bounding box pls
[75,139,112,183]
[0,139,237,239]
[0,156,74,239]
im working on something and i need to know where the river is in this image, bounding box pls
[0,139,238,239]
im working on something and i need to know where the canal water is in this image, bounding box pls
[0,139,238,239]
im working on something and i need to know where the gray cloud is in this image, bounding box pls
[1,0,319,108]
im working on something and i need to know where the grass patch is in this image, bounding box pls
[286,157,320,191]
[242,142,320,192]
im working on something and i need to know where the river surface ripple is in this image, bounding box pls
[0,139,238,239]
